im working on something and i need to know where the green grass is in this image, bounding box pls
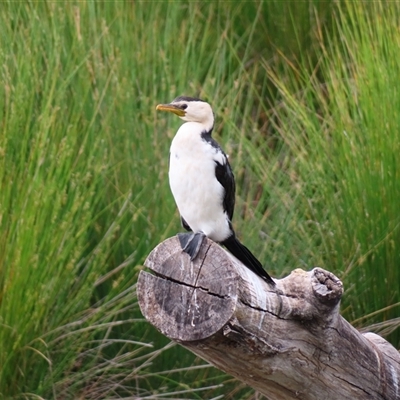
[0,1,399,399]
[257,0,400,342]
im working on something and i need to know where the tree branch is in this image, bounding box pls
[137,236,400,400]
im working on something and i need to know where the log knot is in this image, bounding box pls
[276,267,343,322]
[312,267,343,305]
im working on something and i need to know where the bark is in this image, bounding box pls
[137,236,400,400]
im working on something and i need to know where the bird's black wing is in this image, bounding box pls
[215,158,235,221]
[201,130,235,221]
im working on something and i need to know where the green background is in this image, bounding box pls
[1,1,399,398]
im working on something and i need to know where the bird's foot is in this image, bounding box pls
[177,232,206,261]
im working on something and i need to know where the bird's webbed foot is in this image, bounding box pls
[177,231,206,261]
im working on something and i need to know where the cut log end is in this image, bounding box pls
[138,236,239,341]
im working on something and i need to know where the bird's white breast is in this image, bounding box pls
[169,122,231,242]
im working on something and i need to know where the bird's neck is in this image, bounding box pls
[171,122,214,157]
[177,121,214,139]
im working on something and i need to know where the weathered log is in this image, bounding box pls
[137,236,400,400]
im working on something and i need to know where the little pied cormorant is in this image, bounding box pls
[156,96,275,286]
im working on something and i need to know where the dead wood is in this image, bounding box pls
[137,236,400,400]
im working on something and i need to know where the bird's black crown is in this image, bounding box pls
[173,96,205,103]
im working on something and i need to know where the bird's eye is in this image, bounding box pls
[180,104,188,110]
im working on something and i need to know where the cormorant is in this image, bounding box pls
[156,96,275,286]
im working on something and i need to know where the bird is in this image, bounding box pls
[156,96,275,286]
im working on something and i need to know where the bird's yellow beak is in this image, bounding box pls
[156,103,185,117]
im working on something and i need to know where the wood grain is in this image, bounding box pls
[137,236,400,399]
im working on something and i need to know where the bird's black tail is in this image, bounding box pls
[222,235,275,286]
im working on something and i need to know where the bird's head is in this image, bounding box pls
[156,96,214,131]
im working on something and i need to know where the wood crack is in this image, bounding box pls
[152,270,229,300]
